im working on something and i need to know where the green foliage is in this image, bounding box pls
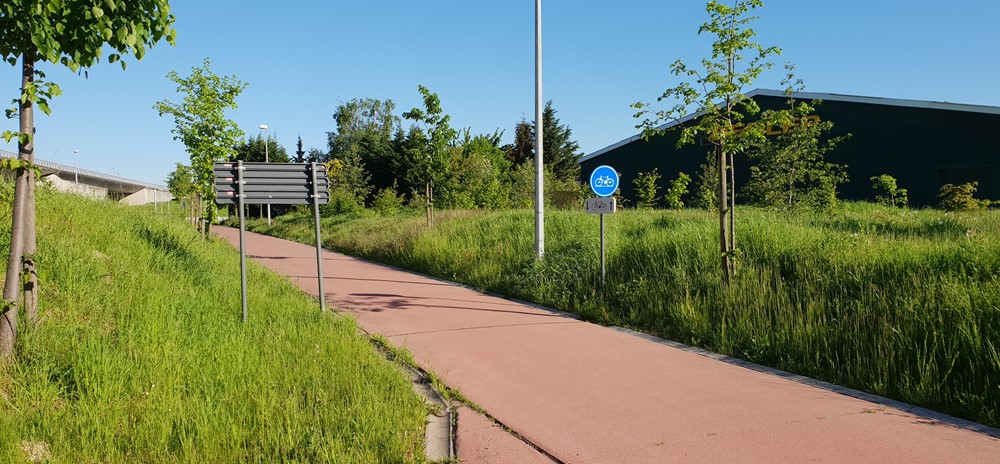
[693,152,719,210]
[233,133,289,163]
[665,172,692,210]
[164,162,194,200]
[402,85,457,210]
[0,157,42,176]
[502,117,535,166]
[633,168,662,209]
[442,131,512,209]
[746,94,850,210]
[871,174,908,208]
[0,187,427,462]
[500,102,583,183]
[510,161,584,209]
[328,98,399,192]
[939,182,992,211]
[632,0,783,154]
[632,0,789,278]
[324,155,372,210]
[0,0,176,71]
[540,101,583,182]
[372,183,406,216]
[253,204,1000,428]
[1,0,175,141]
[154,58,247,229]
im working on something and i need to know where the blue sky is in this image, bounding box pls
[2,1,998,185]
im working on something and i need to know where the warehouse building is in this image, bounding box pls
[580,90,1000,207]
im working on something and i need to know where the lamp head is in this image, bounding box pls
[259,124,268,130]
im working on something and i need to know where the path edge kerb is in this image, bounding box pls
[611,327,1000,439]
[326,241,1000,440]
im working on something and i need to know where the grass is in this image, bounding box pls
[0,185,430,463]
[246,203,1000,428]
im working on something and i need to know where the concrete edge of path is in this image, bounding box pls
[612,326,1000,439]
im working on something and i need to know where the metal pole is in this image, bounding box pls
[311,162,326,313]
[534,0,545,259]
[600,213,606,287]
[73,150,79,185]
[264,126,271,226]
[237,160,249,322]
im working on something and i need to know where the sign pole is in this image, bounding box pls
[534,0,545,260]
[600,212,606,288]
[237,160,249,323]
[311,162,327,313]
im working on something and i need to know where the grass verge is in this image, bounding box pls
[0,185,429,463]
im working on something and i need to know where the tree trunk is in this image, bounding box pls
[23,166,37,324]
[1,54,36,357]
[717,146,731,283]
[728,149,736,277]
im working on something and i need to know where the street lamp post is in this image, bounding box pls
[534,0,545,259]
[259,124,271,226]
[73,149,79,185]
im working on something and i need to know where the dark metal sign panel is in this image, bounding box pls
[212,162,330,206]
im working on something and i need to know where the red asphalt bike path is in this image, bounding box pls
[214,227,999,463]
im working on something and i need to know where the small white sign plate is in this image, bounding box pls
[585,197,617,215]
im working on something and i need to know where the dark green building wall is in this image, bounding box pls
[580,94,1000,207]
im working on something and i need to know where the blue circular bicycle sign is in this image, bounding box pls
[589,165,619,198]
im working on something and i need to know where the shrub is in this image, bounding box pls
[372,183,406,215]
[664,172,692,210]
[633,168,662,209]
[871,174,908,207]
[939,182,992,211]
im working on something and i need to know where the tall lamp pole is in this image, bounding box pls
[259,124,271,226]
[73,149,79,185]
[534,0,545,259]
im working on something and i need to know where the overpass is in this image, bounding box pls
[1,149,171,205]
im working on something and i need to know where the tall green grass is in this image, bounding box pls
[0,186,428,463]
[249,204,1000,428]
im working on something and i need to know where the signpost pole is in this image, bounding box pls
[311,162,327,313]
[237,160,249,323]
[600,213,606,288]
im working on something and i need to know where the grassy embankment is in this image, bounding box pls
[0,186,429,463]
[248,204,1000,428]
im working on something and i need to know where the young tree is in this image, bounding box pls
[403,85,457,226]
[0,0,176,356]
[745,87,850,210]
[155,58,247,239]
[665,172,692,210]
[632,0,785,281]
[166,163,195,200]
[633,168,662,209]
[166,163,197,225]
[870,174,908,208]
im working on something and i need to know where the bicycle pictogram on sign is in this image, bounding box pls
[589,165,619,198]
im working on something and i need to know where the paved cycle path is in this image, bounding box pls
[215,227,999,463]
